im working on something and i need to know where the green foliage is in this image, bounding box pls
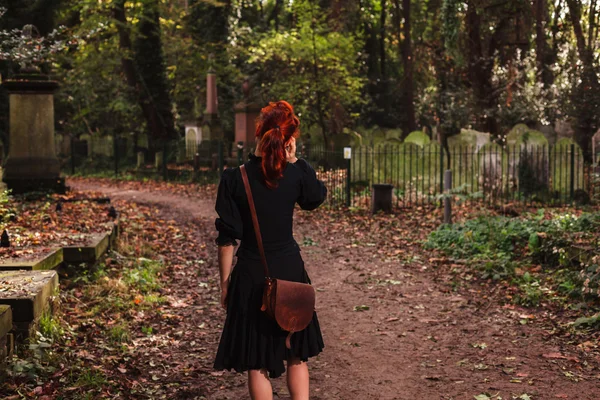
[245,1,365,139]
[123,258,162,293]
[427,211,600,303]
[38,312,64,342]
[108,324,130,344]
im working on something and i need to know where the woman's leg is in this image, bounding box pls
[248,369,273,400]
[286,358,309,400]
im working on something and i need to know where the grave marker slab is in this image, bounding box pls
[404,131,431,147]
[0,270,58,339]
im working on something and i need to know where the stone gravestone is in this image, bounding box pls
[593,129,600,165]
[184,123,202,160]
[447,129,490,151]
[1,73,65,193]
[234,79,260,150]
[80,133,92,156]
[506,125,549,197]
[396,141,423,203]
[551,138,584,195]
[404,131,430,147]
[384,129,403,143]
[478,143,505,199]
[422,142,442,196]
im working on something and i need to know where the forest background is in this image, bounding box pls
[1,0,599,158]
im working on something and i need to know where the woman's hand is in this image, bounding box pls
[220,278,229,310]
[286,137,297,164]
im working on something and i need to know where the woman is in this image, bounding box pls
[213,100,327,400]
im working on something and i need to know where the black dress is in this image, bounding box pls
[213,154,327,378]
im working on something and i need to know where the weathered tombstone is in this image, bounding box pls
[384,129,403,141]
[551,138,584,196]
[155,151,164,170]
[91,135,114,157]
[137,151,145,168]
[593,129,600,165]
[396,142,423,203]
[506,125,549,197]
[80,133,92,156]
[137,133,149,150]
[1,72,65,193]
[554,119,575,143]
[175,139,186,163]
[477,143,505,199]
[185,123,202,160]
[422,142,442,196]
[448,129,490,151]
[404,131,431,147]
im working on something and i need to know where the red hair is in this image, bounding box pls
[255,100,300,189]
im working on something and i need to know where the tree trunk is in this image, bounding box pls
[380,0,387,78]
[113,0,171,156]
[400,0,416,135]
[268,0,282,30]
[309,3,329,148]
[534,0,553,87]
[566,0,599,160]
[466,0,497,135]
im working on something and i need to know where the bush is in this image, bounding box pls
[426,210,600,301]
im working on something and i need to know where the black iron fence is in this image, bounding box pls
[59,136,600,209]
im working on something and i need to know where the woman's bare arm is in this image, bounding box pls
[218,245,235,308]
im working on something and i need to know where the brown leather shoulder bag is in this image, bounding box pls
[240,165,316,350]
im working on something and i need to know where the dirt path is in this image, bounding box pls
[70,179,600,400]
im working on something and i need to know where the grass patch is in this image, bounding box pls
[108,324,130,344]
[426,210,600,308]
[38,312,64,342]
[75,367,108,389]
[123,258,162,293]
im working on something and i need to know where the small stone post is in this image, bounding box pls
[137,151,145,169]
[444,169,452,224]
[155,151,163,170]
[371,184,394,214]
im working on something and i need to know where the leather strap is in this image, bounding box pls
[240,165,270,278]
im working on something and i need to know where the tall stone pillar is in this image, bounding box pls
[202,69,223,141]
[2,73,65,194]
[234,79,260,148]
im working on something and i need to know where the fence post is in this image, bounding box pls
[113,132,118,177]
[570,143,575,201]
[70,135,75,175]
[439,146,444,194]
[163,141,168,181]
[444,169,452,224]
[193,152,200,181]
[217,140,224,177]
[346,155,351,208]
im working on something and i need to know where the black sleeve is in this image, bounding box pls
[295,158,327,210]
[214,168,243,246]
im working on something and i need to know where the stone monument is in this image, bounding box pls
[202,57,223,141]
[234,78,260,147]
[2,71,65,193]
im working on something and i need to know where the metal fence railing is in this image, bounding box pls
[58,135,600,209]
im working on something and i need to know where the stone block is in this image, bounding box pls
[63,233,110,265]
[0,305,12,339]
[0,248,63,271]
[0,270,58,338]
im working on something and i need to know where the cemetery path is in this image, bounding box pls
[67,179,600,400]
